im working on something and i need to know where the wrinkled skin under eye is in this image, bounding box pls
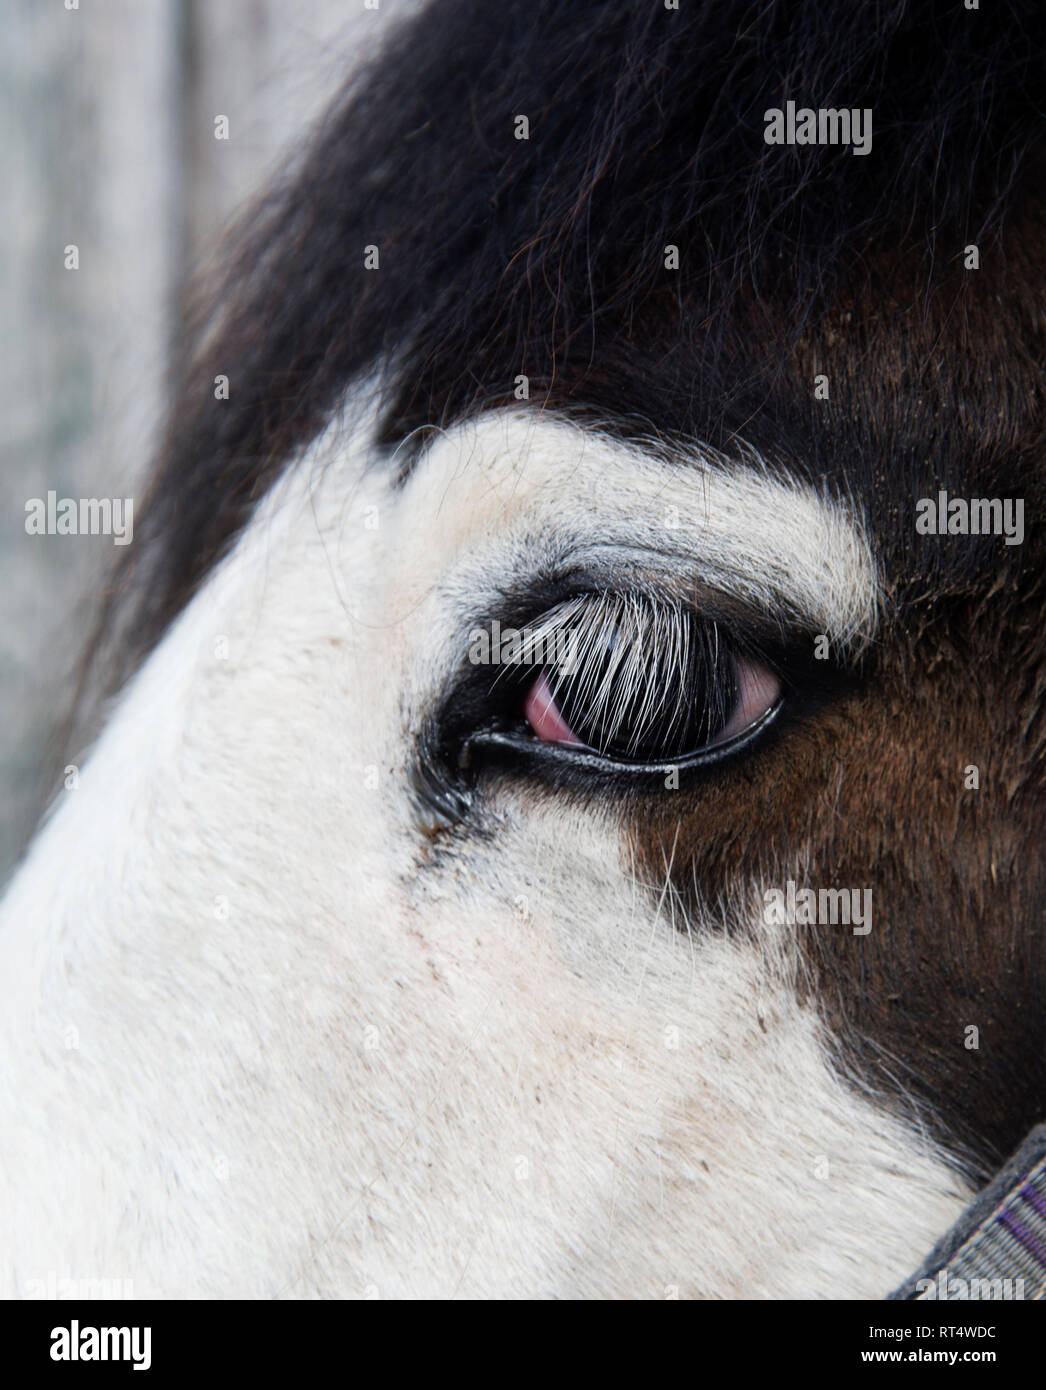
[518,596,781,762]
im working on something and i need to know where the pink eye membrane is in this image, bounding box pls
[523,658,781,757]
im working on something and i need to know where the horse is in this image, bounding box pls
[2,0,1045,1299]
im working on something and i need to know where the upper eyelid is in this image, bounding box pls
[537,595,741,759]
[403,414,880,653]
[473,570,817,672]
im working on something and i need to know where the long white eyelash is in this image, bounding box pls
[504,591,733,757]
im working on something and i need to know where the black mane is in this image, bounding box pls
[96,0,1044,689]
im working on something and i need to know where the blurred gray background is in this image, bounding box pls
[1,0,421,883]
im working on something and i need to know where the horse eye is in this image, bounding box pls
[517,598,781,764]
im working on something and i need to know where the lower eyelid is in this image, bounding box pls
[471,696,785,781]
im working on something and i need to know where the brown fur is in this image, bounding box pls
[630,206,1046,1179]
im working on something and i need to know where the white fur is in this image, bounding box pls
[0,405,968,1298]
